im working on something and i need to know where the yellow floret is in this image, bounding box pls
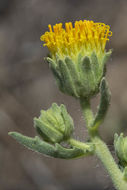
[40,20,112,58]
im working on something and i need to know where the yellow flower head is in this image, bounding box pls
[40,20,112,59]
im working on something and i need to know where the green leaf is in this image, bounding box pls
[55,143,85,159]
[9,132,56,156]
[8,132,87,159]
[91,78,111,130]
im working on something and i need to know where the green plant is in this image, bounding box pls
[9,20,127,190]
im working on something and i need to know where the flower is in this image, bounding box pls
[40,20,112,60]
[40,20,112,99]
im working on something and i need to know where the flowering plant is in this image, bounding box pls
[9,20,127,190]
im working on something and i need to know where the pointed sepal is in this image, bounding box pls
[45,49,112,99]
[58,59,78,97]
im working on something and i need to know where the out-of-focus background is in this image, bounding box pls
[0,0,127,189]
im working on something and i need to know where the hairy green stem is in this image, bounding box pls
[68,138,91,151]
[80,98,94,128]
[80,98,127,190]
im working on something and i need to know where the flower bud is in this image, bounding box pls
[114,133,127,167]
[34,103,74,143]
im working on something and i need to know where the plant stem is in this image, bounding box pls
[80,98,94,128]
[68,138,90,149]
[92,135,127,190]
[68,138,93,152]
[80,98,127,190]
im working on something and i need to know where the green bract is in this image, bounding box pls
[34,103,74,143]
[114,133,127,167]
[47,50,111,99]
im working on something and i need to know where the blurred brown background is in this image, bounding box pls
[0,0,127,189]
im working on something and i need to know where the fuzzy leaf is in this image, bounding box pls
[91,78,111,130]
[9,132,56,156]
[8,132,90,159]
[55,144,86,159]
